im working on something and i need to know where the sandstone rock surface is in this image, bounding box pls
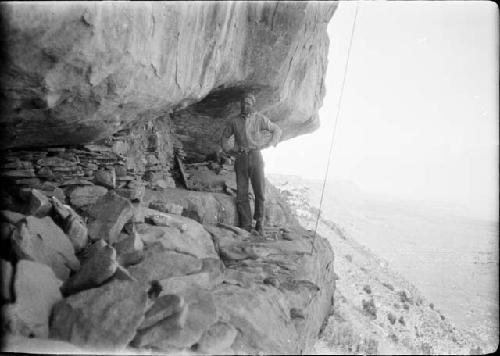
[159,272,212,295]
[196,321,238,354]
[0,210,25,224]
[21,188,52,217]
[132,288,218,350]
[139,209,218,259]
[114,229,144,267]
[62,240,117,295]
[86,191,133,243]
[210,226,335,354]
[138,294,185,330]
[10,216,79,280]
[50,280,148,350]
[2,260,62,338]
[144,188,238,225]
[51,197,88,251]
[69,185,108,210]
[128,249,203,288]
[0,2,337,159]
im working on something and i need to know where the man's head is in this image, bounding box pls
[241,93,256,114]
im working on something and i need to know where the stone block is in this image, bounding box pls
[69,185,108,209]
[62,240,117,295]
[138,294,185,330]
[50,280,147,349]
[20,188,52,217]
[10,216,79,280]
[95,168,116,189]
[196,321,238,354]
[86,191,133,244]
[2,260,62,338]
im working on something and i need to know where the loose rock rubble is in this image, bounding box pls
[0,161,336,354]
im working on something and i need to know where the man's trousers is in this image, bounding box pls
[234,150,265,230]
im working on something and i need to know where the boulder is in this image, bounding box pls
[185,164,227,193]
[50,280,148,350]
[94,168,116,189]
[134,222,159,242]
[149,201,184,215]
[20,188,52,217]
[151,178,176,190]
[138,294,185,330]
[86,191,133,244]
[51,197,88,251]
[114,264,136,282]
[2,260,62,338]
[114,228,144,267]
[40,187,67,203]
[147,213,185,229]
[0,210,25,224]
[60,178,94,187]
[63,214,89,252]
[69,185,108,210]
[139,211,217,259]
[222,269,256,289]
[143,188,237,225]
[115,185,145,202]
[10,216,79,280]
[128,249,202,289]
[62,240,117,295]
[159,272,211,295]
[131,288,217,350]
[213,284,297,355]
[36,156,75,167]
[130,202,146,223]
[196,321,238,354]
[200,257,225,287]
[132,305,190,348]
[204,223,251,253]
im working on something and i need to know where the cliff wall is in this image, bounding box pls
[0,1,335,157]
[0,2,337,354]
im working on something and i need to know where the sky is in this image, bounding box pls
[263,0,499,221]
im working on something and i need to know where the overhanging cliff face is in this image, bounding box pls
[0,1,336,156]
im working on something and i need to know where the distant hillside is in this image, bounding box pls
[269,173,497,354]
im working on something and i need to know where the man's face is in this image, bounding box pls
[242,95,254,113]
[244,96,254,107]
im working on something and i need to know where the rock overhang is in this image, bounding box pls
[0,1,337,157]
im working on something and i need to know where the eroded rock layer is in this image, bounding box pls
[1,180,335,354]
[0,1,336,156]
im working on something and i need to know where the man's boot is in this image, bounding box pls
[254,220,264,236]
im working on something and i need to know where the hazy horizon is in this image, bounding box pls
[263,1,498,222]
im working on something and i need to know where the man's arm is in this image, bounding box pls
[260,115,282,147]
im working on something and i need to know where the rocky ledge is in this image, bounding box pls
[1,176,335,355]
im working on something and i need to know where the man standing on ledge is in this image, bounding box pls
[219,93,282,235]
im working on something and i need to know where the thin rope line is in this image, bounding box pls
[310,1,360,254]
